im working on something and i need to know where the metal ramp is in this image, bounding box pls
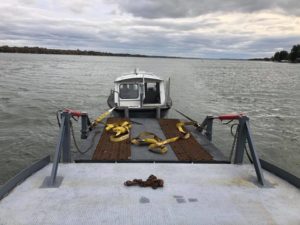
[1,163,300,225]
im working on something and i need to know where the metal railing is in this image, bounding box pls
[199,114,265,186]
[45,110,265,187]
[44,110,89,187]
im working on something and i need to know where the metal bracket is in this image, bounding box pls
[199,114,265,186]
[40,176,63,188]
[233,116,265,186]
[234,117,247,164]
[45,111,72,187]
[199,116,214,141]
[245,120,265,185]
[43,109,92,187]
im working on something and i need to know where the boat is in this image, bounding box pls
[107,68,172,118]
[0,70,299,225]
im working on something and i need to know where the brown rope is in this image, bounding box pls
[124,175,164,189]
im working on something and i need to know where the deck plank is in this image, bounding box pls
[92,117,131,160]
[159,119,213,161]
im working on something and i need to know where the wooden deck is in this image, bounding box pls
[92,118,131,160]
[159,119,213,161]
[92,118,213,161]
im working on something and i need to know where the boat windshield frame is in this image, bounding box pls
[118,83,140,100]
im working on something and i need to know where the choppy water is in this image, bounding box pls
[0,53,299,184]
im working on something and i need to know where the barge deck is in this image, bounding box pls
[80,118,221,162]
[159,119,213,161]
[92,118,131,161]
[0,163,299,225]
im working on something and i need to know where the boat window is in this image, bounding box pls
[144,82,160,104]
[119,84,139,99]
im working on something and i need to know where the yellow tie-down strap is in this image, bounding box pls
[131,122,192,154]
[105,121,193,154]
[105,121,131,142]
[90,107,115,130]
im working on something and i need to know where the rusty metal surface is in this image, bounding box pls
[159,119,213,161]
[92,117,131,160]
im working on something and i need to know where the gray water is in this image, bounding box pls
[0,53,299,184]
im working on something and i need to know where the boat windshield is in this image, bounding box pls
[119,84,139,99]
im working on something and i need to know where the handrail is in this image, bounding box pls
[45,110,89,187]
[49,115,66,186]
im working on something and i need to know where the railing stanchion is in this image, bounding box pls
[43,109,89,187]
[245,120,265,185]
[62,112,71,163]
[234,117,247,164]
[49,116,66,186]
[199,114,265,186]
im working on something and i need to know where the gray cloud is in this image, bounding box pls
[0,1,299,58]
[2,13,297,59]
[110,0,300,18]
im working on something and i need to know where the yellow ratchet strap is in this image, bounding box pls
[90,107,115,129]
[131,121,191,154]
[106,121,131,142]
[131,132,169,154]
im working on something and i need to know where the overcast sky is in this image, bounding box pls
[0,0,299,58]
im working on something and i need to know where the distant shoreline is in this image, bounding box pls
[0,45,198,60]
[2,45,297,62]
[0,45,262,61]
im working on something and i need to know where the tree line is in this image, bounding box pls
[271,44,300,62]
[0,45,190,59]
[0,45,151,57]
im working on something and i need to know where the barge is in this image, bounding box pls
[0,70,299,225]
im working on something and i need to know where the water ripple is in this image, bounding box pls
[0,53,299,184]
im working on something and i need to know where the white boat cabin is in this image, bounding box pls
[113,69,170,108]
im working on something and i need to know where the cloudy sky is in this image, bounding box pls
[0,0,300,58]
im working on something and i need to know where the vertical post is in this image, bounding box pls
[62,111,71,163]
[205,116,214,141]
[234,117,247,164]
[124,107,129,118]
[245,121,265,185]
[50,116,66,186]
[140,82,144,108]
[140,92,144,109]
[166,77,171,104]
[156,107,161,119]
[81,112,88,139]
